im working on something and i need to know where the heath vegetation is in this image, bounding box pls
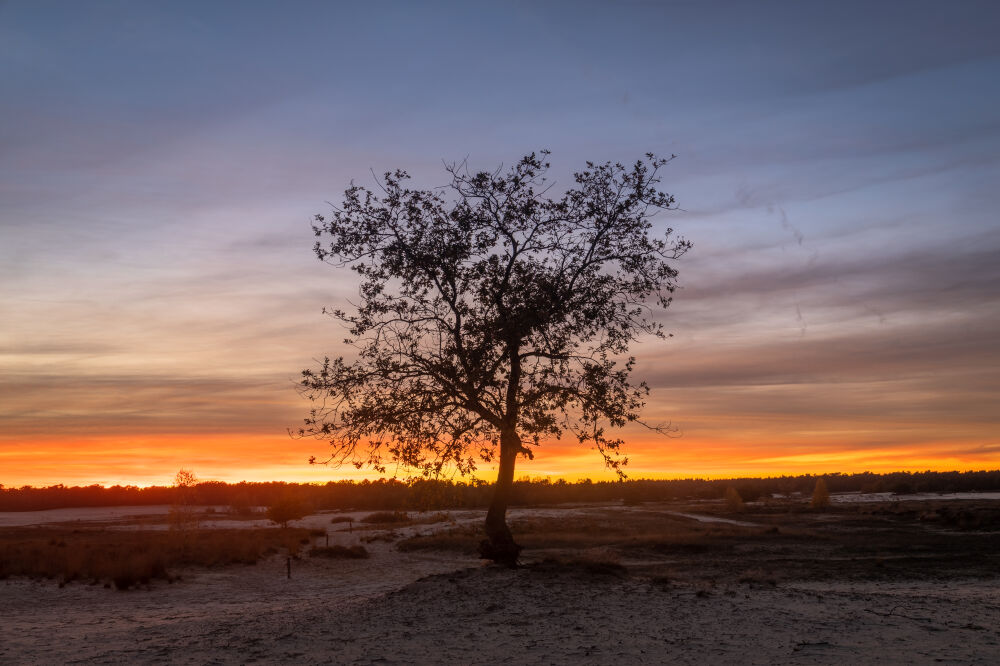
[3,470,998,513]
[0,526,318,590]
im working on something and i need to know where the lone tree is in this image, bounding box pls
[266,496,310,529]
[299,151,689,565]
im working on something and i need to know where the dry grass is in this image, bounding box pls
[396,526,481,554]
[354,511,453,533]
[360,511,410,524]
[409,511,454,525]
[0,526,316,590]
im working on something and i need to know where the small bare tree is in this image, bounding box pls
[169,468,199,531]
[299,151,689,565]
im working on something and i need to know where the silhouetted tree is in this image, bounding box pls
[266,496,310,529]
[169,468,199,531]
[299,151,689,565]
[174,469,198,489]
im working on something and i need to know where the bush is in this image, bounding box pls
[266,497,310,528]
[811,478,830,509]
[0,527,315,589]
[724,487,744,513]
[360,511,409,524]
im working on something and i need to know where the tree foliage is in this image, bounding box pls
[300,152,688,473]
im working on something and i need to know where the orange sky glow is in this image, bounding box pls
[2,426,996,489]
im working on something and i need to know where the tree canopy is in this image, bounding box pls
[299,151,689,563]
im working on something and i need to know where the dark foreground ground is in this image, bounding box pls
[1,497,998,664]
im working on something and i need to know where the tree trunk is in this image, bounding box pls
[480,427,522,566]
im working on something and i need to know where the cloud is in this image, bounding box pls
[0,373,303,439]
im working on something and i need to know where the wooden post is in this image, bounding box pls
[325,533,329,547]
[286,556,291,579]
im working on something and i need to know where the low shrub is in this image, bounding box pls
[360,511,409,524]
[811,478,830,509]
[266,497,311,528]
[725,486,745,513]
[397,531,479,553]
[0,527,315,590]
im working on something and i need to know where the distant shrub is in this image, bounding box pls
[360,510,409,524]
[266,497,310,528]
[724,487,745,513]
[0,526,315,589]
[811,478,830,509]
[330,516,354,524]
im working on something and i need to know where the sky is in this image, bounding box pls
[2,0,999,487]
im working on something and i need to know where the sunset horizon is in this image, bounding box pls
[3,429,996,490]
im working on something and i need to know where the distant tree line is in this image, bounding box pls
[1,470,998,513]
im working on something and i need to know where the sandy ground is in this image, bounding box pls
[2,501,999,664]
